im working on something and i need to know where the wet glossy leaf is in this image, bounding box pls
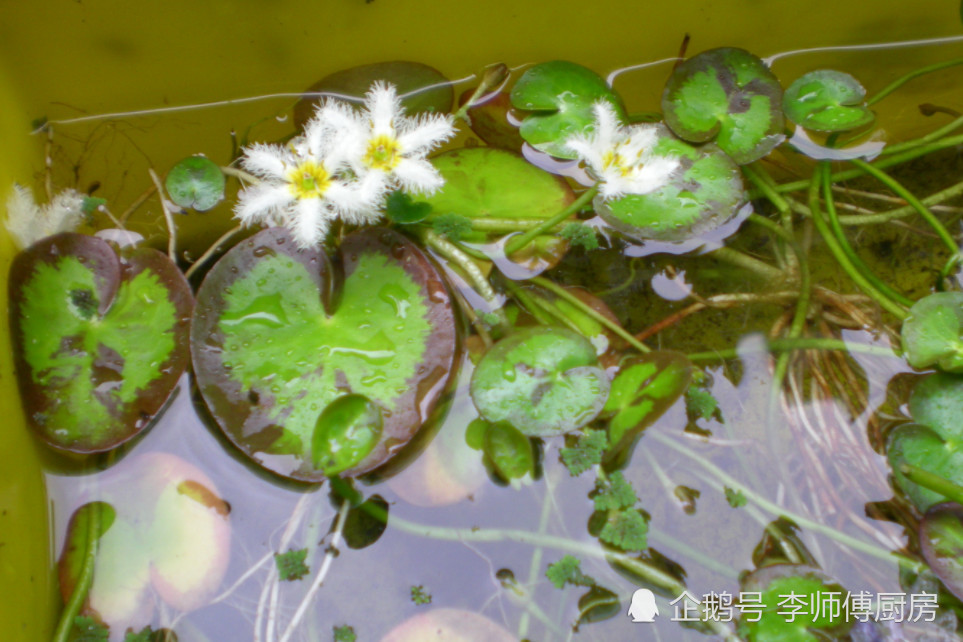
[594,132,745,242]
[577,586,620,625]
[10,233,193,452]
[603,352,692,464]
[423,147,575,269]
[470,326,610,437]
[662,47,784,164]
[191,227,458,482]
[294,61,453,129]
[165,156,225,212]
[908,372,963,433]
[738,565,852,640]
[510,61,626,159]
[459,89,525,151]
[385,190,432,224]
[920,502,963,602]
[902,292,963,372]
[888,423,963,511]
[783,70,874,132]
[311,394,383,475]
[57,501,117,603]
[343,495,389,550]
[484,421,535,481]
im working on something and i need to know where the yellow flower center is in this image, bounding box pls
[363,134,402,171]
[601,149,633,178]
[288,161,331,199]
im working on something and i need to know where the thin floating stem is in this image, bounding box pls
[838,176,963,226]
[867,56,963,106]
[706,246,785,283]
[185,224,244,279]
[687,336,900,362]
[504,184,599,256]
[52,504,101,642]
[148,168,179,262]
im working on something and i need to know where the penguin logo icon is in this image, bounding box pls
[627,588,659,622]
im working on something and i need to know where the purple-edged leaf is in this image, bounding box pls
[920,502,963,602]
[662,48,784,164]
[191,227,458,482]
[9,233,193,452]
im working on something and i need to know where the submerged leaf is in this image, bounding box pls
[165,156,225,212]
[920,502,963,602]
[191,227,458,482]
[783,70,874,132]
[662,47,784,164]
[483,421,535,481]
[510,61,625,159]
[470,326,610,438]
[10,233,193,452]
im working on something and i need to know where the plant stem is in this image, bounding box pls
[821,163,914,307]
[422,229,502,313]
[848,158,960,258]
[686,337,900,362]
[517,470,558,641]
[867,57,963,105]
[185,224,244,279]
[806,163,908,319]
[650,432,923,573]
[838,176,963,225]
[468,218,571,234]
[530,276,651,353]
[504,185,599,256]
[706,246,785,282]
[900,464,963,506]
[52,504,101,642]
[148,167,178,262]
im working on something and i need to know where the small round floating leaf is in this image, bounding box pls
[470,326,610,437]
[902,292,963,372]
[484,421,535,481]
[662,47,784,164]
[577,586,620,626]
[343,495,389,550]
[10,233,193,452]
[312,394,384,475]
[887,423,963,511]
[165,156,225,212]
[595,133,745,242]
[783,70,874,132]
[739,565,852,640]
[920,502,963,602]
[908,372,963,434]
[294,61,453,129]
[191,227,458,482]
[510,61,626,159]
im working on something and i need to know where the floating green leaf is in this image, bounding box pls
[470,326,609,438]
[594,131,745,242]
[920,502,963,602]
[902,292,963,372]
[888,423,963,511]
[783,70,874,132]
[312,394,384,475]
[294,61,453,129]
[577,586,620,626]
[275,548,310,581]
[483,421,535,481]
[459,89,525,151]
[602,352,692,465]
[662,47,784,164]
[191,227,458,482]
[386,190,432,224]
[598,508,648,552]
[560,429,607,476]
[908,371,963,432]
[343,495,389,550]
[10,233,193,452]
[546,555,595,589]
[165,156,225,212]
[423,147,575,268]
[738,565,852,640]
[510,61,625,159]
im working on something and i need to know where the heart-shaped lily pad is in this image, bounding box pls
[602,352,692,465]
[294,61,453,130]
[191,227,458,482]
[594,130,745,242]
[902,292,963,373]
[738,565,852,640]
[662,47,784,164]
[58,453,230,631]
[510,61,626,159]
[887,423,963,511]
[423,147,575,268]
[469,326,610,437]
[9,233,193,452]
[920,502,963,602]
[783,70,875,133]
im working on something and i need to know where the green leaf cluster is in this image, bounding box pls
[560,429,607,476]
[333,625,357,642]
[546,554,595,589]
[410,585,432,605]
[275,548,310,581]
[560,222,599,250]
[599,509,649,552]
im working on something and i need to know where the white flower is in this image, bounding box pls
[234,113,382,248]
[5,184,86,249]
[322,81,455,196]
[566,101,681,200]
